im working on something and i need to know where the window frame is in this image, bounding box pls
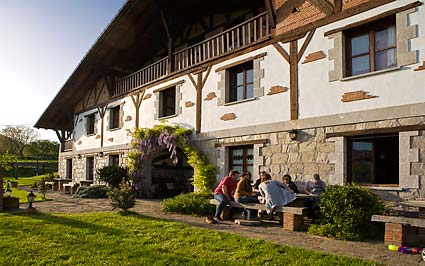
[347,134,399,186]
[159,86,176,118]
[86,113,95,135]
[109,154,120,166]
[345,16,396,77]
[109,105,121,130]
[227,61,254,103]
[66,159,73,179]
[86,156,94,181]
[228,145,254,174]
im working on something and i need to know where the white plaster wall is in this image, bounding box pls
[299,0,425,119]
[139,77,197,130]
[202,45,291,132]
[74,110,101,152]
[103,98,133,147]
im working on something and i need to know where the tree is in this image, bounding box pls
[0,125,40,158]
[24,139,59,159]
[0,151,14,210]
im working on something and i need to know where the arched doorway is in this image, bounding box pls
[148,148,193,198]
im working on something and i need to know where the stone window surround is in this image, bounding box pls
[217,53,265,106]
[328,7,418,81]
[330,131,420,189]
[153,81,183,120]
[106,102,125,131]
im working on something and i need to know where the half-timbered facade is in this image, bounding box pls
[36,0,425,200]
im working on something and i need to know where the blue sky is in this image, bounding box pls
[0,0,126,141]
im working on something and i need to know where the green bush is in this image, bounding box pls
[74,185,109,198]
[162,192,214,216]
[308,183,384,241]
[108,181,135,215]
[96,165,128,188]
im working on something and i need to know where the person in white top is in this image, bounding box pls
[259,173,296,215]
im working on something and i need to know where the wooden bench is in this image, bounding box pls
[372,215,425,246]
[209,199,308,231]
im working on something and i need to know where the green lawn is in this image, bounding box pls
[2,173,54,203]
[0,212,381,266]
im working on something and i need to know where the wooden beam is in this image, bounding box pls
[289,41,298,120]
[97,106,107,147]
[196,73,203,133]
[308,0,334,16]
[273,43,290,63]
[201,66,212,88]
[298,30,315,63]
[264,0,276,27]
[326,124,425,138]
[130,91,145,129]
[334,0,342,13]
[103,74,114,97]
[187,73,197,89]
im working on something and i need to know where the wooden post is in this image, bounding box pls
[97,106,107,148]
[196,73,203,133]
[289,41,298,120]
[130,91,145,129]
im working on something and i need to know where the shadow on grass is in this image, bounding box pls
[13,211,123,235]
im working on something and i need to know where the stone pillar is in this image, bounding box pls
[283,213,304,231]
[384,223,407,246]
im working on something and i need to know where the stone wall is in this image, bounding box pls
[205,116,425,201]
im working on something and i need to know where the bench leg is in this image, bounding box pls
[385,223,407,246]
[283,213,304,231]
[221,206,232,220]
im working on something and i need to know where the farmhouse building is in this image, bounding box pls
[36,0,425,200]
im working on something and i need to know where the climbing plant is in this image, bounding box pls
[128,124,216,193]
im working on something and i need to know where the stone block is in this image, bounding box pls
[317,143,335,153]
[301,151,315,163]
[288,153,301,163]
[288,144,299,153]
[283,213,304,231]
[304,163,319,175]
[271,145,282,154]
[299,142,316,152]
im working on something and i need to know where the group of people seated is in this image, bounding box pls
[213,170,326,222]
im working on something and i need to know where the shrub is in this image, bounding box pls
[308,183,384,241]
[37,180,47,199]
[108,181,135,215]
[162,192,214,216]
[97,165,128,188]
[74,185,109,198]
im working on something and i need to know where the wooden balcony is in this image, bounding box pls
[113,12,271,97]
[62,140,73,152]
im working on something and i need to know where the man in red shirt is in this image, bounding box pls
[213,170,239,221]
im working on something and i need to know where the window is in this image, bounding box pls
[159,86,176,118]
[86,113,95,135]
[109,154,119,166]
[229,145,254,174]
[66,159,73,179]
[109,106,121,129]
[348,134,399,185]
[346,16,396,76]
[86,157,94,180]
[227,62,254,103]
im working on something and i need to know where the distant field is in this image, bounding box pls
[3,160,58,178]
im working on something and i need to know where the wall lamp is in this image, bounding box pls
[289,129,298,141]
[97,152,104,158]
[76,154,82,159]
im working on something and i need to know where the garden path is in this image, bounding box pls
[20,191,424,266]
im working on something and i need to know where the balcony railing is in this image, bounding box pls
[113,12,271,97]
[62,140,73,152]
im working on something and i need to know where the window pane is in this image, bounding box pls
[352,142,373,183]
[237,85,244,101]
[352,55,370,75]
[233,166,243,175]
[236,72,243,86]
[351,34,369,56]
[246,69,253,83]
[375,48,396,71]
[246,84,253,99]
[232,149,243,164]
[247,148,253,164]
[375,26,396,50]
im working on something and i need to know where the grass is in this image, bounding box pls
[0,212,381,266]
